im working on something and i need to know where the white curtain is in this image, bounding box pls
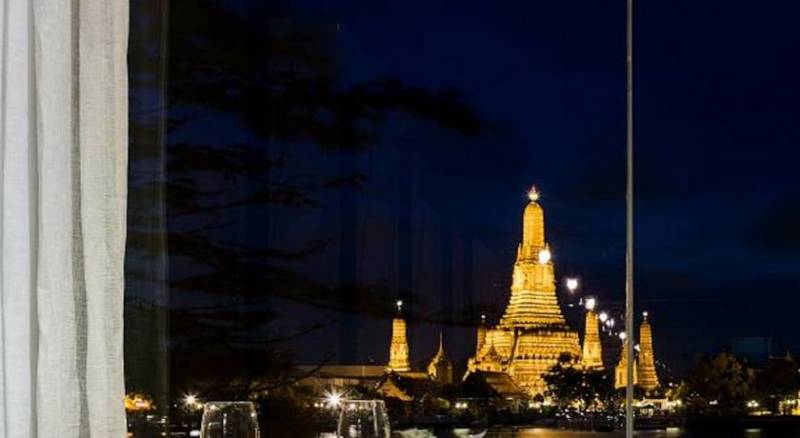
[0,0,128,437]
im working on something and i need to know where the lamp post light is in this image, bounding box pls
[538,248,552,264]
[183,393,203,411]
[324,389,344,409]
[566,278,579,293]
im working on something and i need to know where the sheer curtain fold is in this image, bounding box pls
[0,0,128,437]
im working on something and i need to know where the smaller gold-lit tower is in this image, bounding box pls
[388,300,411,372]
[427,332,454,385]
[637,312,660,391]
[580,299,604,370]
[614,334,638,389]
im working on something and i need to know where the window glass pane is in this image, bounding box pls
[125,1,800,437]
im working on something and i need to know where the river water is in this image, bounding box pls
[393,427,800,438]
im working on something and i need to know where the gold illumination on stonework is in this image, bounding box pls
[637,313,660,391]
[388,301,411,372]
[615,337,638,389]
[427,332,454,385]
[581,310,604,370]
[466,188,581,395]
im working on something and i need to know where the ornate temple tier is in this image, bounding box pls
[637,315,660,391]
[467,188,581,395]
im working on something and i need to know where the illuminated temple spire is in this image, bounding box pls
[387,300,411,372]
[427,332,453,384]
[637,312,660,391]
[580,300,604,370]
[615,333,638,389]
[499,186,566,326]
[467,186,581,395]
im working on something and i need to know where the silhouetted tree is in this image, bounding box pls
[544,354,613,411]
[754,354,800,414]
[680,353,755,415]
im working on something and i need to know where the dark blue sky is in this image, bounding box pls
[174,0,800,373]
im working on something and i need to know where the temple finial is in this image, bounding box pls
[527,185,540,202]
[396,299,403,314]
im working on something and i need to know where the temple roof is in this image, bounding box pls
[461,371,527,399]
[293,365,386,379]
[376,371,438,401]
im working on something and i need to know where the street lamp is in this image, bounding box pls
[599,312,609,323]
[619,331,627,341]
[538,248,551,264]
[324,389,344,409]
[565,278,579,293]
[183,393,202,411]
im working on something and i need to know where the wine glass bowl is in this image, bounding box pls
[200,401,260,438]
[336,400,390,438]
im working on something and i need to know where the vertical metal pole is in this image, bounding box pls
[625,0,635,437]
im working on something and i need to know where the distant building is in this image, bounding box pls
[375,371,438,402]
[459,371,529,412]
[293,364,386,392]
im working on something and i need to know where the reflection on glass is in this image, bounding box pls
[200,402,259,438]
[336,400,390,438]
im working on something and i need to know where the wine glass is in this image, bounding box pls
[200,401,260,438]
[336,400,390,438]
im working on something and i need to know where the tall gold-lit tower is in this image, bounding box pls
[580,299,604,370]
[387,300,411,372]
[637,312,659,391]
[467,187,581,394]
[615,334,638,389]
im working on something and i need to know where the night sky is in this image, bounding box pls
[171,1,800,376]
